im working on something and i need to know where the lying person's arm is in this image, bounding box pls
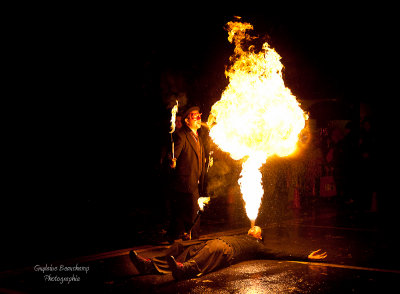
[258,245,327,261]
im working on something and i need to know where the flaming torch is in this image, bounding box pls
[170,100,179,159]
[185,196,211,240]
[208,19,307,228]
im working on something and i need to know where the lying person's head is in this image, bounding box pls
[248,226,263,240]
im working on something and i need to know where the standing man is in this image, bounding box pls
[168,106,207,242]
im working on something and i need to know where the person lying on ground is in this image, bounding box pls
[129,226,327,280]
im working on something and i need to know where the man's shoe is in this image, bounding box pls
[167,256,201,280]
[166,255,185,280]
[129,250,157,274]
[182,232,191,241]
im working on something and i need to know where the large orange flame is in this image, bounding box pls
[208,20,307,224]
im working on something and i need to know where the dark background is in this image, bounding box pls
[4,5,390,270]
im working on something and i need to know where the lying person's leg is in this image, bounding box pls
[167,239,234,280]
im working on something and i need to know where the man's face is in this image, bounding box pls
[185,110,202,130]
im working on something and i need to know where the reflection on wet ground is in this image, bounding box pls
[124,260,398,293]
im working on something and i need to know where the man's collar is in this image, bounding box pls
[184,124,198,136]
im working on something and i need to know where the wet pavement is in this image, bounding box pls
[1,200,399,293]
[124,260,399,293]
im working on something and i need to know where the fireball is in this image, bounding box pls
[208,20,307,225]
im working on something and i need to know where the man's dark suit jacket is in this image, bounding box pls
[171,125,206,196]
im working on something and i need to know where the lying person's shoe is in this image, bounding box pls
[167,256,201,280]
[182,232,191,241]
[167,255,185,280]
[129,250,157,274]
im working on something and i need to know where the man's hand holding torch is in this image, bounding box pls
[170,158,177,169]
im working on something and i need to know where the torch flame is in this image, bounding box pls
[198,196,211,211]
[170,100,179,134]
[208,20,307,225]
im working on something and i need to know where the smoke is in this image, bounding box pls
[161,70,188,110]
[164,92,187,110]
[206,151,241,197]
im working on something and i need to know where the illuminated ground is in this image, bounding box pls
[124,259,399,294]
[114,216,399,294]
[1,203,399,293]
